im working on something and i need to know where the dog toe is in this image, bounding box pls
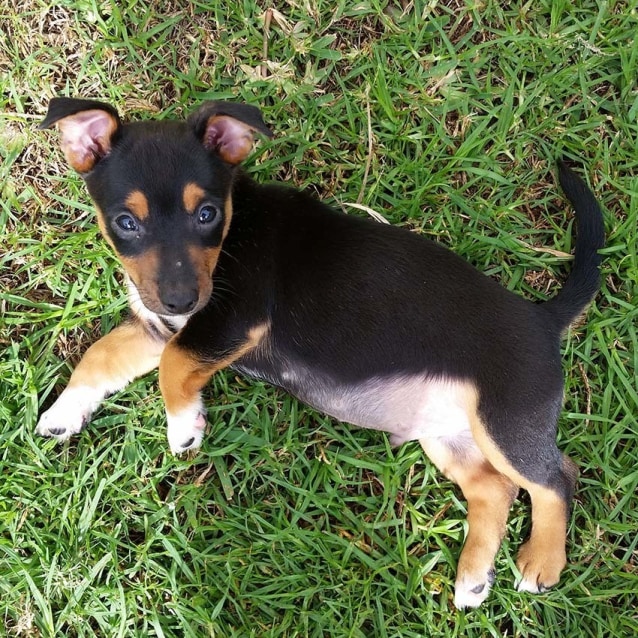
[454,569,495,609]
[36,386,97,442]
[515,538,564,595]
[166,408,206,455]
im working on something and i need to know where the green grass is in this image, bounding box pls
[1,0,637,635]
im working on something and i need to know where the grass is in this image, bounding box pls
[1,0,637,635]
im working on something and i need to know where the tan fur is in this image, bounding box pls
[95,206,116,252]
[182,183,206,213]
[187,245,217,306]
[118,249,161,308]
[419,383,518,594]
[428,443,517,583]
[66,320,164,393]
[223,195,233,239]
[125,190,150,220]
[159,323,269,415]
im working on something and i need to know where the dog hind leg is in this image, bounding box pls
[470,406,578,595]
[515,455,578,592]
[420,436,519,608]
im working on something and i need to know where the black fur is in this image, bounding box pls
[39,97,121,131]
[181,169,603,483]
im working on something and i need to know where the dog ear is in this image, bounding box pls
[188,101,273,165]
[39,97,121,173]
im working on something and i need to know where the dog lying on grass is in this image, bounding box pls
[37,97,604,607]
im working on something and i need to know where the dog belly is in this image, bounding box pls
[302,376,474,445]
[233,362,473,445]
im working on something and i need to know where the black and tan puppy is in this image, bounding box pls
[37,97,604,608]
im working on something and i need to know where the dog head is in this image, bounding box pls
[40,98,272,316]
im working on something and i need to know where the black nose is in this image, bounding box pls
[160,288,199,315]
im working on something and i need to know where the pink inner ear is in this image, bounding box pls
[204,115,255,165]
[57,109,117,172]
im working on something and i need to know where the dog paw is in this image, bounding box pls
[454,568,495,609]
[166,407,207,455]
[515,540,565,594]
[36,387,99,441]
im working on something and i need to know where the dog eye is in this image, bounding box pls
[197,204,221,225]
[115,214,139,232]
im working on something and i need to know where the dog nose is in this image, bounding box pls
[160,288,199,315]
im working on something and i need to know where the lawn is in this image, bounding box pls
[1,1,636,636]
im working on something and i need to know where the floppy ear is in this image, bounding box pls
[188,101,273,165]
[39,97,121,173]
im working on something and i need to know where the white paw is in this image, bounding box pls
[166,403,207,455]
[454,570,494,609]
[36,386,101,441]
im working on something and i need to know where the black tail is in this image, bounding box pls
[542,161,605,330]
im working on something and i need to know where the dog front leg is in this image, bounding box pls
[158,340,214,455]
[159,323,269,454]
[37,320,165,440]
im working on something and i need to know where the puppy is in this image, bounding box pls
[37,97,604,607]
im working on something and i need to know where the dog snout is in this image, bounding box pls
[159,285,199,315]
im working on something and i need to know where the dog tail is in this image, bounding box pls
[542,161,605,330]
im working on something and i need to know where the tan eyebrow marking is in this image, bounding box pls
[183,182,206,214]
[124,190,149,220]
